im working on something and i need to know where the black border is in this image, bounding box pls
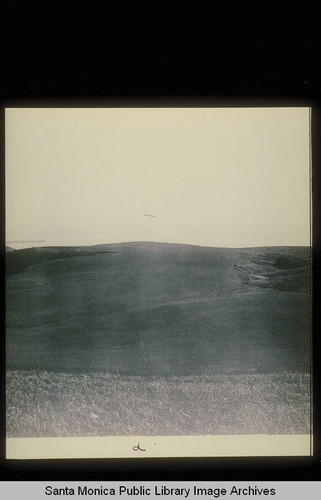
[0,98,320,482]
[1,9,320,480]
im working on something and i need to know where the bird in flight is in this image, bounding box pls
[144,214,156,217]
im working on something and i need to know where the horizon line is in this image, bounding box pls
[5,240,311,250]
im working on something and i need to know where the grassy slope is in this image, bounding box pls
[6,242,311,437]
[6,242,311,375]
[7,370,310,437]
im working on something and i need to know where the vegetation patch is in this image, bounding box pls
[6,370,310,438]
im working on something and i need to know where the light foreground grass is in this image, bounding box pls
[6,371,310,437]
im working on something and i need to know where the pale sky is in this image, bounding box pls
[6,107,311,249]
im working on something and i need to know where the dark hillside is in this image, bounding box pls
[6,242,311,376]
[6,246,114,275]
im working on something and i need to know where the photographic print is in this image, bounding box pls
[5,107,312,458]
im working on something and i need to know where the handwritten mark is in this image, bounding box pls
[144,214,156,218]
[133,443,146,452]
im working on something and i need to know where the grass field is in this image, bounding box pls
[6,243,311,376]
[6,370,310,438]
[6,243,311,438]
